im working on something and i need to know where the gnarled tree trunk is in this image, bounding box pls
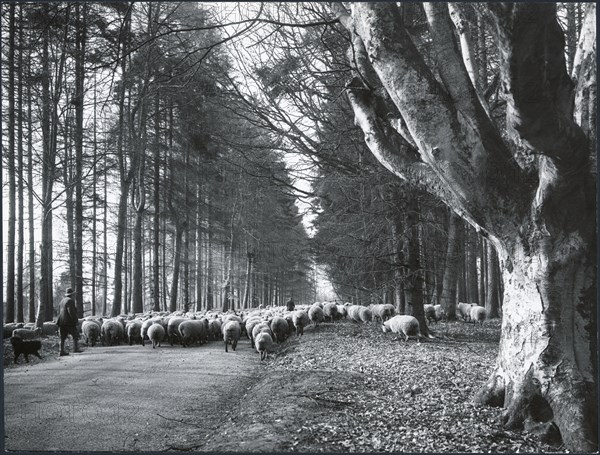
[334,2,596,450]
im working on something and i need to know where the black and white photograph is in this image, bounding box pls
[1,2,597,453]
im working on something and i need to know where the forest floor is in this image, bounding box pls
[3,319,561,453]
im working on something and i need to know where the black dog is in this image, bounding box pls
[10,336,42,364]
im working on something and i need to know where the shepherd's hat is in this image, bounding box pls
[65,288,75,296]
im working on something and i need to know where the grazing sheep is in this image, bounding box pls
[292,310,309,336]
[270,316,289,344]
[12,327,42,340]
[10,337,42,363]
[323,303,338,322]
[42,321,59,336]
[382,315,422,342]
[370,304,396,322]
[167,317,186,345]
[358,306,372,324]
[458,302,476,322]
[424,304,439,324]
[255,332,273,361]
[335,305,347,320]
[179,320,207,347]
[147,323,165,349]
[82,321,101,346]
[312,302,324,309]
[245,317,263,344]
[251,322,273,342]
[347,305,362,323]
[223,320,241,352]
[470,305,487,325]
[308,304,325,327]
[101,320,122,346]
[126,320,143,345]
[284,314,296,333]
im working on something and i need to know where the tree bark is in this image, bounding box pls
[441,212,462,320]
[485,240,500,318]
[337,4,597,449]
[74,2,87,317]
[6,3,16,323]
[16,5,24,323]
[26,46,35,323]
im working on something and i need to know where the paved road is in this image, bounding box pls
[4,339,262,452]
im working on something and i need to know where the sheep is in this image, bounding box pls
[308,304,325,327]
[147,323,165,349]
[42,321,59,336]
[223,320,241,352]
[252,322,273,342]
[371,304,396,322]
[222,314,243,325]
[312,301,324,309]
[101,320,122,346]
[270,316,289,344]
[126,320,143,345]
[178,320,207,347]
[284,314,295,333]
[141,317,162,344]
[167,317,186,345]
[208,318,222,341]
[323,303,338,322]
[255,332,274,361]
[457,302,476,322]
[82,320,101,346]
[470,305,487,325]
[382,315,422,342]
[335,305,347,320]
[346,305,362,323]
[12,327,42,340]
[245,317,263,344]
[292,310,309,336]
[10,337,42,364]
[358,306,372,324]
[424,304,439,324]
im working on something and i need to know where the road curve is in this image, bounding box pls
[4,338,262,452]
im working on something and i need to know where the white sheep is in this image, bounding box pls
[358,306,372,323]
[125,319,143,345]
[457,302,476,321]
[382,315,422,342]
[255,332,273,360]
[270,316,289,343]
[323,303,338,322]
[147,323,165,349]
[179,320,207,347]
[292,310,309,336]
[308,304,325,327]
[82,321,101,346]
[470,305,487,325]
[223,320,241,352]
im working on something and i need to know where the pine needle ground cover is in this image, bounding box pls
[204,320,560,453]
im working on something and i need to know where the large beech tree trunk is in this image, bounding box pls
[334,3,597,450]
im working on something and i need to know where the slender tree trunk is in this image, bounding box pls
[405,198,429,336]
[194,178,202,312]
[441,212,462,320]
[152,89,160,312]
[16,5,24,323]
[170,223,183,312]
[91,74,98,316]
[6,3,16,323]
[27,48,35,323]
[102,143,108,316]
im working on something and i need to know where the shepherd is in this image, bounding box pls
[57,288,83,356]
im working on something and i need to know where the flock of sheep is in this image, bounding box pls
[3,300,489,363]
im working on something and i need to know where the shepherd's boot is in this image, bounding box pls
[73,339,83,353]
[59,339,69,356]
